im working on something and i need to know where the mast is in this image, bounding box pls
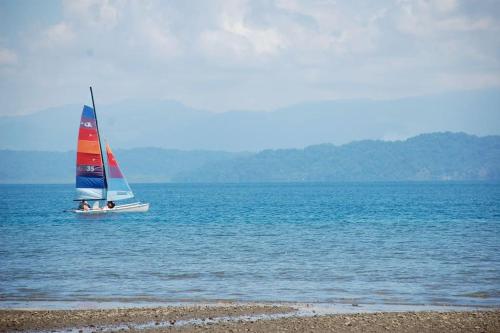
[89,86,108,191]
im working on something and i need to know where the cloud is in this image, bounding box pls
[136,18,180,59]
[0,0,499,115]
[395,0,499,36]
[438,17,496,31]
[199,1,287,62]
[42,22,75,47]
[62,0,120,29]
[0,48,17,65]
[434,0,458,12]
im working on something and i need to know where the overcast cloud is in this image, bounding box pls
[0,0,499,115]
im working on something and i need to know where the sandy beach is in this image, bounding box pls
[1,304,498,333]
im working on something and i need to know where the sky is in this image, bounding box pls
[0,0,499,115]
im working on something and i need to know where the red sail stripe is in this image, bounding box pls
[77,152,103,166]
[107,154,118,167]
[78,128,99,141]
[106,144,118,167]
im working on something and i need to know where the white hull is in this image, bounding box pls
[74,202,149,214]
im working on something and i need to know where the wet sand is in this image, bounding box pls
[168,310,500,333]
[0,304,498,333]
[0,304,293,332]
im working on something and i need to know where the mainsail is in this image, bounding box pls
[105,143,134,201]
[75,105,107,200]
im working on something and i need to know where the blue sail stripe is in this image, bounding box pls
[82,105,95,119]
[76,176,105,189]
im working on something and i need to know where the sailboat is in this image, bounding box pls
[73,87,149,213]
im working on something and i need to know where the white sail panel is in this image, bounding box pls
[76,188,106,200]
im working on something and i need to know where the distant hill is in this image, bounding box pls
[173,133,500,182]
[0,148,247,184]
[1,89,499,151]
[1,133,499,183]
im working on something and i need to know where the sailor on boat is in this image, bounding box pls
[107,201,116,209]
[78,200,91,211]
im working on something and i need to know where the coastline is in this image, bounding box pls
[1,302,498,333]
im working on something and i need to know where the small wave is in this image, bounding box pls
[161,272,203,280]
[210,271,225,278]
[460,291,493,299]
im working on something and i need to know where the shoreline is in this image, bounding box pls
[1,302,498,333]
[0,299,496,311]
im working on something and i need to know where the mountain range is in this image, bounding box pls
[1,89,499,152]
[1,132,499,183]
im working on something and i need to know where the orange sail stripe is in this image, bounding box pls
[105,143,118,167]
[77,140,101,154]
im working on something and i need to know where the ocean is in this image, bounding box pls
[0,182,499,309]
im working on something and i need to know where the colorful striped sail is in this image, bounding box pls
[105,143,134,201]
[75,105,107,200]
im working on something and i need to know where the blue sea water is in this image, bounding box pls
[0,182,499,308]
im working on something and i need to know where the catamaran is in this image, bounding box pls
[73,87,149,213]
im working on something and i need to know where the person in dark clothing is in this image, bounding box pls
[79,200,90,211]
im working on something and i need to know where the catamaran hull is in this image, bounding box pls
[74,202,149,214]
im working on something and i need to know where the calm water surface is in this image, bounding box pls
[0,183,499,307]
